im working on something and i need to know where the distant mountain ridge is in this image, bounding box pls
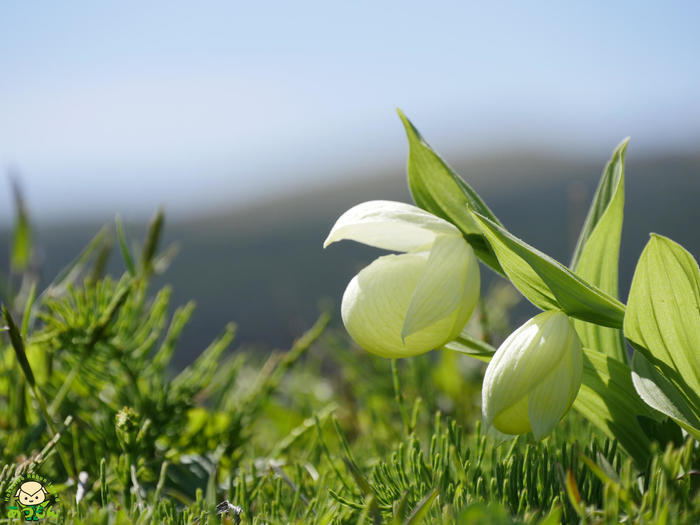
[2,152,698,366]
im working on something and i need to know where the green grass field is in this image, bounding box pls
[1,206,699,524]
[0,149,700,524]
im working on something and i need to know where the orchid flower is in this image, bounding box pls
[324,200,480,358]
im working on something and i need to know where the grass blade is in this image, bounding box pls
[404,488,439,525]
[10,176,33,272]
[116,215,137,276]
[3,304,35,386]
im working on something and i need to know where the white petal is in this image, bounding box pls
[401,235,479,340]
[528,371,571,439]
[528,325,583,438]
[341,252,464,358]
[323,200,460,252]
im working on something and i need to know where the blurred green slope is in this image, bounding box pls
[2,153,698,366]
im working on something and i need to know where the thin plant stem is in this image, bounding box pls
[391,359,410,435]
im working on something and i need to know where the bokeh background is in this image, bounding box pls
[1,2,699,365]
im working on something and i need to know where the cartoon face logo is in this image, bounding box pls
[15,481,48,507]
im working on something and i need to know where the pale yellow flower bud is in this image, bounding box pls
[482,310,583,439]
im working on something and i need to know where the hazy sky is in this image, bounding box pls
[1,1,699,224]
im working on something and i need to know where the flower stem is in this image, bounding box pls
[391,359,410,435]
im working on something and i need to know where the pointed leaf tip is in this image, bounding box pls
[397,111,505,274]
[570,138,628,361]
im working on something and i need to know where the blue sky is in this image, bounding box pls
[1,1,699,223]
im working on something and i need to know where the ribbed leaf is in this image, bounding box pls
[573,348,655,466]
[571,140,628,362]
[624,235,700,423]
[398,110,504,275]
[471,211,625,328]
[631,352,700,440]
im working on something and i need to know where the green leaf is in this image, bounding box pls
[563,468,584,518]
[573,348,655,466]
[398,110,504,275]
[624,234,700,420]
[470,211,626,328]
[10,179,32,272]
[537,507,562,525]
[578,453,619,487]
[442,329,496,363]
[116,215,137,277]
[571,140,628,362]
[391,492,410,525]
[141,207,165,276]
[570,139,628,269]
[578,453,631,503]
[403,488,439,525]
[631,350,700,440]
[2,305,35,387]
[20,280,36,338]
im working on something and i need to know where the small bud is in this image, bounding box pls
[115,406,140,452]
[482,310,583,439]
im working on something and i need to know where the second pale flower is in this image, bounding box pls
[482,310,583,439]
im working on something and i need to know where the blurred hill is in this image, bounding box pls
[2,152,699,366]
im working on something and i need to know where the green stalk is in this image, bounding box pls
[2,305,75,479]
[391,359,410,435]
